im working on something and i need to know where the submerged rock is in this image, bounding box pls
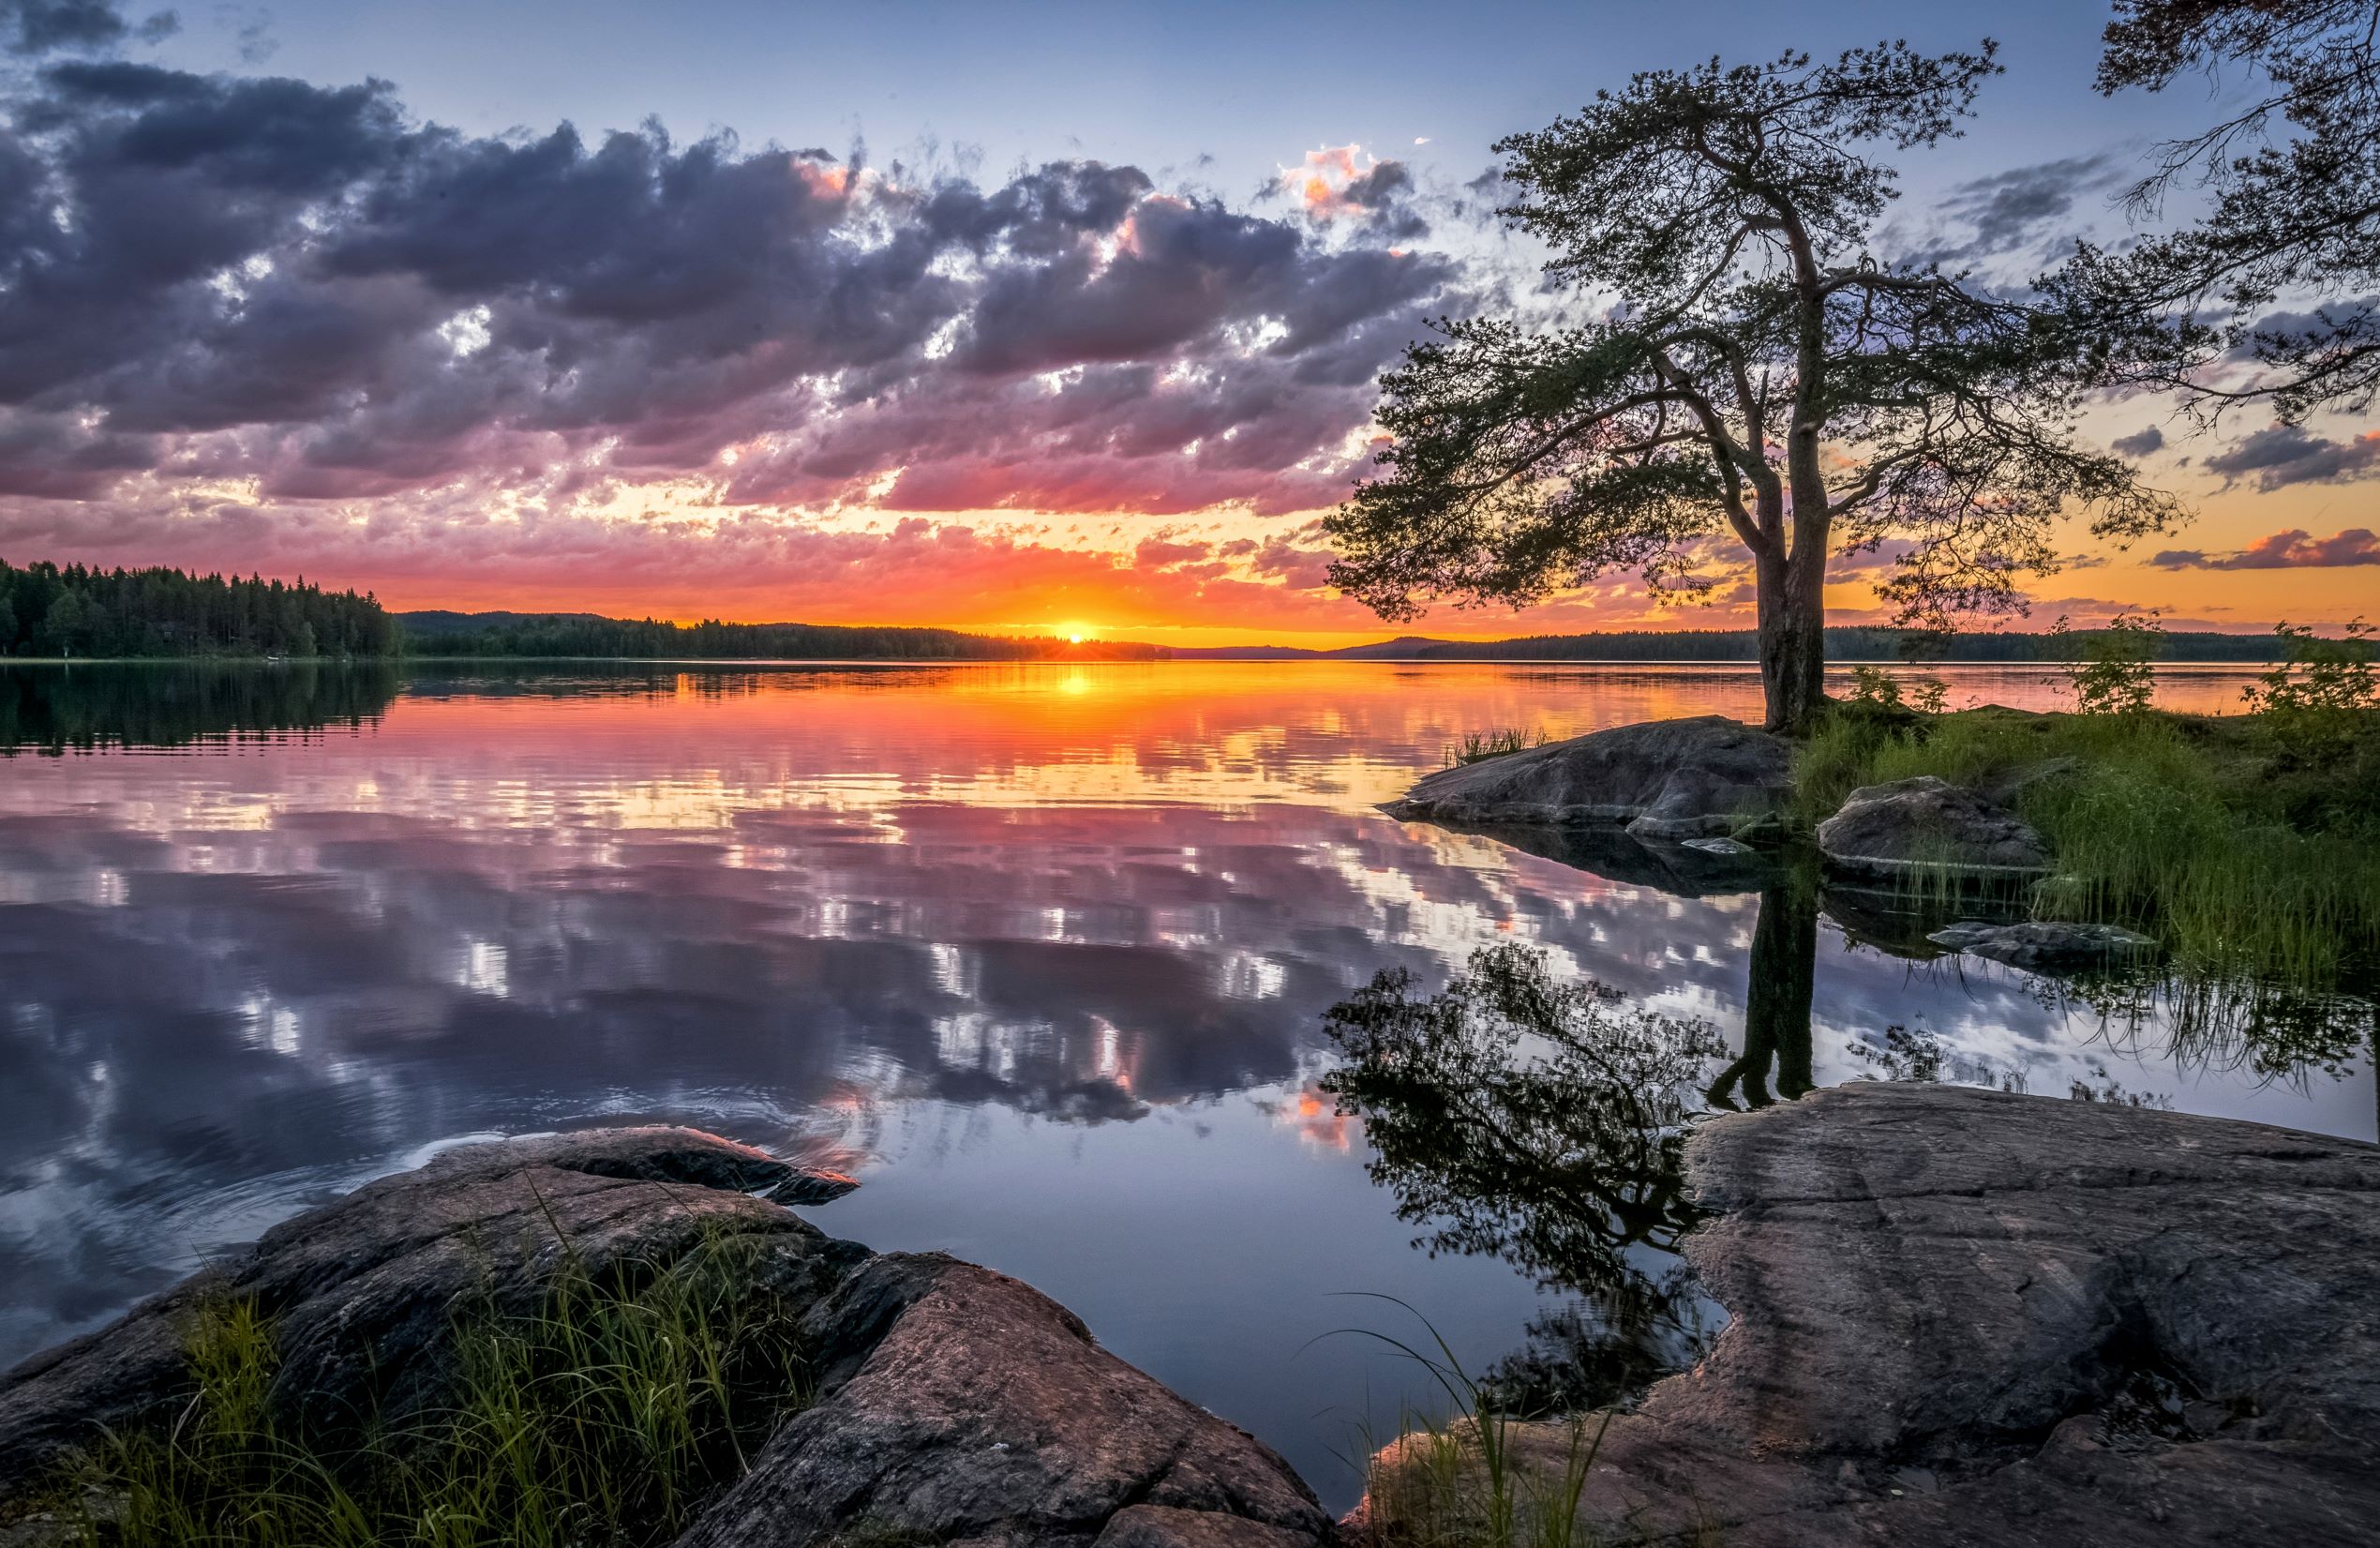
[1927,919,2160,974]
[1426,817,1786,896]
[1353,1084,2380,1547]
[1816,775,2052,881]
[1385,715,1792,841]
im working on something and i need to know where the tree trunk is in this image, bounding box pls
[1755,544,1828,735]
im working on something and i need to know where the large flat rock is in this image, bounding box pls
[1356,1084,2380,1546]
[1385,716,1793,841]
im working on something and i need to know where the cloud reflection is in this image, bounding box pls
[0,661,2367,1379]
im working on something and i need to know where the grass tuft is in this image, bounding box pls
[1445,728,1553,767]
[71,1227,810,1548]
[1337,1297,1621,1548]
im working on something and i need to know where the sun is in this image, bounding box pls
[1056,623,1094,644]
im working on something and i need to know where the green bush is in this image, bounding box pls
[2244,619,2376,766]
[2050,610,2163,715]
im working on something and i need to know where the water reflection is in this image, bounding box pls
[0,662,398,754]
[1315,852,2375,1417]
[1704,882,1818,1111]
[0,661,2368,1510]
[1320,945,1723,1412]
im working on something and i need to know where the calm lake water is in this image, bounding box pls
[2,660,2372,1509]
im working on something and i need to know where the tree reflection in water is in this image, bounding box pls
[1704,883,1818,1111]
[1319,940,1736,1413]
[1320,842,2375,1417]
[1322,883,1834,1412]
[0,661,401,754]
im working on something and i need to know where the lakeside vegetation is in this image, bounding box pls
[57,1233,808,1548]
[1798,623,2380,989]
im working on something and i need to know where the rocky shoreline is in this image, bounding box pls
[1359,1083,2380,1545]
[0,1128,1331,1548]
[6,1089,2375,1547]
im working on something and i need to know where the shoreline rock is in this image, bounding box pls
[0,1126,1328,1548]
[0,1126,855,1495]
[14,1097,2376,1548]
[1385,716,1792,842]
[1927,919,2161,975]
[1351,1084,2380,1547]
[1816,775,2052,882]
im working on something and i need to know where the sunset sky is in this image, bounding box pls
[1,0,2373,644]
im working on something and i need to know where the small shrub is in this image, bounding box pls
[2243,618,2375,764]
[1845,665,1903,709]
[2051,611,2163,715]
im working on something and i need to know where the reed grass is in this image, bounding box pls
[1335,1297,1630,1548]
[70,1228,810,1548]
[1794,705,2380,986]
[1445,729,1552,767]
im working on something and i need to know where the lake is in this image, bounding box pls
[1,659,2372,1510]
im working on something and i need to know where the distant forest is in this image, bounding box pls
[401,611,1168,660]
[1337,628,2289,663]
[0,560,399,658]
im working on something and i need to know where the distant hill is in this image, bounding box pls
[397,609,606,636]
[397,611,1165,661]
[395,611,2293,665]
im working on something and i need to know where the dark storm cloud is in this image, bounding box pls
[2111,425,2165,458]
[2,0,172,53]
[2150,527,2380,570]
[2199,424,2380,490]
[1339,160,1410,209]
[0,23,1461,519]
[2226,297,2380,362]
[1902,155,2116,268]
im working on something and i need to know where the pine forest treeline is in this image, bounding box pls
[0,560,399,658]
[405,614,1167,660]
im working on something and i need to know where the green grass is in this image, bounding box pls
[1794,704,2380,987]
[1337,1299,1665,1548]
[63,1229,811,1548]
[1445,728,1553,767]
